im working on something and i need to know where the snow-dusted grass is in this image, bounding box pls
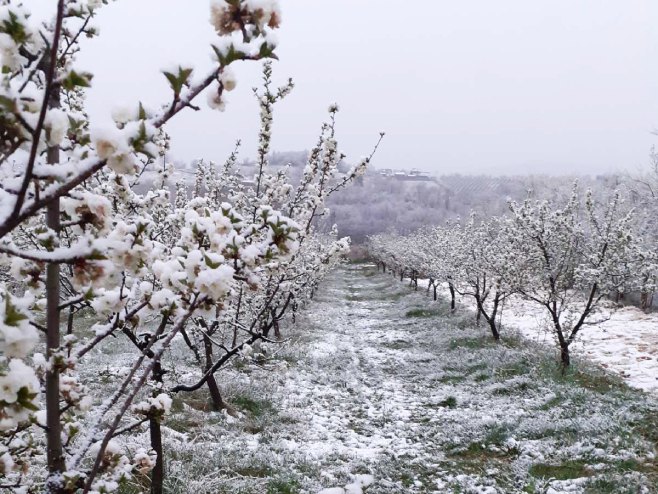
[102,264,658,493]
[415,276,658,394]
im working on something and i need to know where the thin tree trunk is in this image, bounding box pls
[46,83,66,490]
[553,319,571,371]
[433,283,438,301]
[272,309,281,339]
[206,374,227,411]
[149,360,165,494]
[203,333,226,411]
[488,319,500,340]
[559,342,570,369]
[449,283,456,311]
[476,297,500,341]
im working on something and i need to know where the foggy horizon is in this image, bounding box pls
[28,0,658,176]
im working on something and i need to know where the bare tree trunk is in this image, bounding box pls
[488,319,500,340]
[149,360,164,494]
[448,283,456,311]
[272,309,281,339]
[553,320,571,371]
[476,296,501,341]
[46,83,66,492]
[559,342,570,369]
[206,374,227,410]
[433,283,438,301]
[203,333,226,411]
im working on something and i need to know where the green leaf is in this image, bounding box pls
[17,386,38,411]
[212,44,247,66]
[162,67,193,96]
[4,295,27,327]
[1,11,29,45]
[138,102,147,120]
[61,70,93,91]
[203,254,221,270]
[258,41,278,60]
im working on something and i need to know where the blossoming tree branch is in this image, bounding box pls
[0,1,382,492]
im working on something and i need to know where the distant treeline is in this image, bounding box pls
[326,172,626,243]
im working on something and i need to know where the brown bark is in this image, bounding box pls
[45,53,67,491]
[449,283,456,311]
[202,333,226,411]
[149,361,164,494]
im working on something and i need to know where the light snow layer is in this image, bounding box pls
[505,302,658,393]
[414,277,658,394]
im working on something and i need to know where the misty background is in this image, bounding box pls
[23,1,658,240]
[22,0,657,176]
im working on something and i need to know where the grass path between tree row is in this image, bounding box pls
[121,263,658,493]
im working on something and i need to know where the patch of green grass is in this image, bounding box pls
[381,290,410,302]
[628,411,658,447]
[448,336,490,350]
[231,395,275,418]
[233,463,272,478]
[492,378,533,395]
[405,308,438,318]
[117,475,150,494]
[348,258,373,265]
[529,460,592,480]
[267,477,301,494]
[532,356,626,395]
[495,358,532,379]
[436,373,467,384]
[382,339,411,350]
[566,369,624,394]
[484,424,512,445]
[474,372,490,382]
[438,396,457,408]
[583,474,653,494]
[537,394,563,411]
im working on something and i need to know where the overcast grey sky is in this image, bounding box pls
[33,1,658,175]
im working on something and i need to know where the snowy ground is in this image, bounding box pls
[99,264,658,493]
[504,302,658,393]
[414,277,658,393]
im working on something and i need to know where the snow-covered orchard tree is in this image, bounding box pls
[411,225,458,307]
[368,217,520,340]
[623,151,658,309]
[0,0,343,492]
[449,215,519,341]
[507,184,639,368]
[369,184,645,367]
